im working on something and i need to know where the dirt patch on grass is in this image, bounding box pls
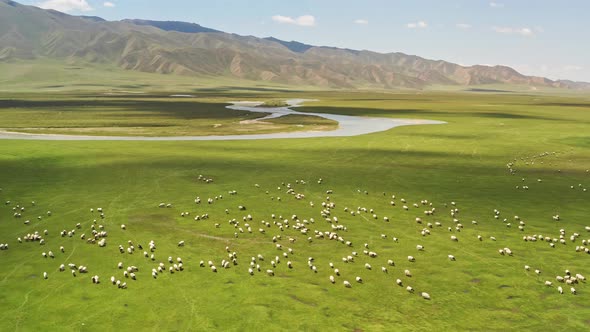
[470,278,481,283]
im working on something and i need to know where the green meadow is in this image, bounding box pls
[0,89,589,331]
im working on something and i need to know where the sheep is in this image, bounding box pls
[421,292,431,300]
[334,269,340,276]
[570,287,576,295]
[406,286,414,293]
[364,263,372,270]
[43,272,48,279]
[211,266,217,273]
[416,245,424,251]
[545,281,553,286]
[407,256,415,262]
[535,269,541,275]
[266,269,274,276]
[448,255,456,261]
[450,235,458,242]
[355,276,363,283]
[329,275,335,283]
[405,269,412,277]
[59,264,65,272]
[343,280,352,288]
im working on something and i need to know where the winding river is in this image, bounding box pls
[0,99,444,141]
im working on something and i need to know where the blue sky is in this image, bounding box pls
[20,0,590,82]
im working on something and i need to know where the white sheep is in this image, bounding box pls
[405,269,412,277]
[343,280,352,288]
[406,286,414,293]
[408,256,415,262]
[355,276,363,283]
[448,255,456,261]
[421,292,431,300]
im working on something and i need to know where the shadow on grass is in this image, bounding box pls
[0,99,268,120]
[297,106,574,122]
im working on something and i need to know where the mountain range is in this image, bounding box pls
[1,0,588,90]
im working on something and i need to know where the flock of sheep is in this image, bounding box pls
[0,160,588,304]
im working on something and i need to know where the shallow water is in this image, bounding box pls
[0,100,444,141]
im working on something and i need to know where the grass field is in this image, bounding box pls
[0,89,589,331]
[0,95,338,136]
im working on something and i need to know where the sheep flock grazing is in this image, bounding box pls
[0,162,588,328]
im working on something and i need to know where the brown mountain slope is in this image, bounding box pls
[0,0,588,90]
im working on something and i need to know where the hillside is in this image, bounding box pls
[0,0,588,90]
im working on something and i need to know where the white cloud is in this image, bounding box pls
[456,23,472,29]
[37,0,93,12]
[492,26,535,36]
[406,21,427,29]
[489,2,504,8]
[103,1,115,7]
[272,15,316,27]
[354,19,369,25]
[564,65,583,71]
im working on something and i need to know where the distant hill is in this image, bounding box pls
[121,19,220,34]
[0,0,588,90]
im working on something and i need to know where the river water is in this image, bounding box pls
[0,99,444,141]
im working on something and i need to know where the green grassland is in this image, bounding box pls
[0,95,338,136]
[0,89,589,331]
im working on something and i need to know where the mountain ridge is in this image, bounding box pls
[1,0,588,90]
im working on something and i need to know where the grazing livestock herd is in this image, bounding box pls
[0,159,588,306]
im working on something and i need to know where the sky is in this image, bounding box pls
[19,0,590,82]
